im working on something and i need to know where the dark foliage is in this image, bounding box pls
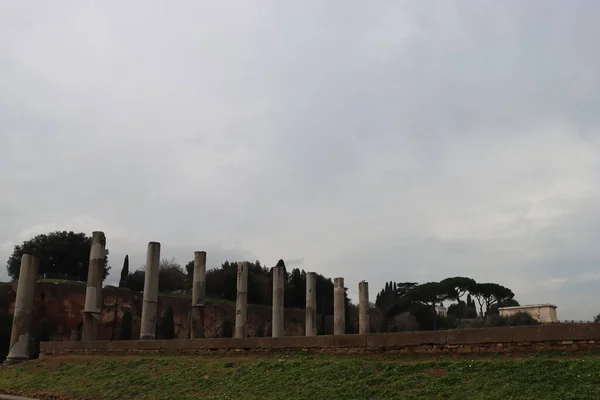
[125,270,145,292]
[119,255,129,287]
[485,312,540,327]
[0,310,12,361]
[379,277,519,331]
[118,309,133,340]
[158,259,186,293]
[158,306,175,340]
[219,320,234,338]
[31,318,52,359]
[6,231,110,281]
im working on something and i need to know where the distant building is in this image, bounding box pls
[499,304,558,323]
[435,304,447,317]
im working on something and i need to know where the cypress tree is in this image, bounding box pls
[119,255,129,287]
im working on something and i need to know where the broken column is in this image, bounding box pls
[140,241,161,340]
[190,251,206,339]
[235,261,248,338]
[82,231,106,341]
[305,272,317,336]
[271,260,285,338]
[333,277,345,335]
[5,254,39,364]
[359,281,369,334]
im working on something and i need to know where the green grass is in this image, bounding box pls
[37,279,85,285]
[2,352,600,399]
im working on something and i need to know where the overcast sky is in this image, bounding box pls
[2,1,600,320]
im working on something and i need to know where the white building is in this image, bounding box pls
[498,304,558,323]
[435,304,447,317]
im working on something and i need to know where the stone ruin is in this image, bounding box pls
[5,231,371,364]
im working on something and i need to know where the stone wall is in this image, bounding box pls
[0,282,382,340]
[40,323,600,356]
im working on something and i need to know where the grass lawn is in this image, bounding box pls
[1,352,599,399]
[36,279,85,285]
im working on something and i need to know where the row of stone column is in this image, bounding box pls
[6,232,371,363]
[242,263,371,338]
[120,239,372,339]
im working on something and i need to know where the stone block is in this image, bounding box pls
[316,335,335,347]
[203,338,262,349]
[366,331,446,348]
[262,336,319,349]
[447,327,513,344]
[333,334,367,348]
[512,323,600,342]
[40,341,68,351]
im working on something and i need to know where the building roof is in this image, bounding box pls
[498,304,557,310]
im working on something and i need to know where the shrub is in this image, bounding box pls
[158,307,175,339]
[30,318,52,359]
[507,312,540,326]
[0,311,13,361]
[456,318,485,329]
[118,309,133,340]
[254,325,265,338]
[219,320,234,338]
[486,312,540,327]
[485,314,507,328]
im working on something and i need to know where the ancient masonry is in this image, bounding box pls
[140,242,161,340]
[333,277,345,335]
[235,261,249,339]
[11,231,600,360]
[305,272,317,336]
[82,231,106,341]
[6,232,373,363]
[5,254,39,364]
[271,260,285,338]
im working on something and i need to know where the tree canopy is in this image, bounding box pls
[469,283,515,316]
[376,276,518,331]
[6,231,110,281]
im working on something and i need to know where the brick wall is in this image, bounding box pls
[0,281,382,340]
[0,282,311,339]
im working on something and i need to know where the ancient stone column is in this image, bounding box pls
[359,281,369,335]
[190,251,206,339]
[140,242,161,340]
[82,231,106,341]
[305,272,317,336]
[235,261,248,338]
[333,277,345,335]
[5,254,39,364]
[271,260,285,338]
